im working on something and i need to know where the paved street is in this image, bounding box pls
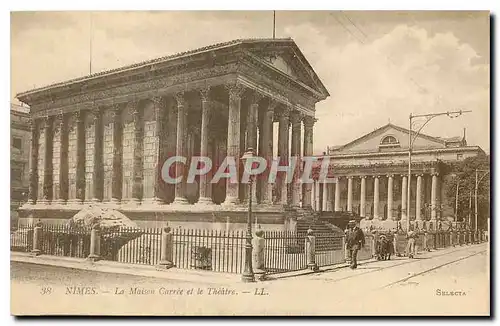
[11,243,489,316]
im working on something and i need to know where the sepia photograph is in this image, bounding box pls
[9,9,490,316]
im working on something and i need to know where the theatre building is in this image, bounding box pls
[16,38,330,231]
[310,123,484,230]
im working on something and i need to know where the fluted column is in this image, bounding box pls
[75,111,86,203]
[260,99,276,205]
[431,173,438,221]
[173,92,189,204]
[387,174,395,221]
[334,177,341,212]
[129,105,143,204]
[198,87,212,204]
[347,176,353,212]
[27,119,39,205]
[246,92,261,204]
[416,174,423,221]
[92,108,104,202]
[373,176,380,220]
[277,107,290,205]
[54,113,68,204]
[290,110,302,207]
[41,116,54,204]
[222,84,244,205]
[360,176,366,218]
[111,106,123,203]
[302,116,315,208]
[401,175,408,220]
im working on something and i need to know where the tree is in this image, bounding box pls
[443,154,490,230]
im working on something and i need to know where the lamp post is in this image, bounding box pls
[406,110,471,231]
[241,148,255,283]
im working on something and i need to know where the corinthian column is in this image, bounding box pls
[75,111,86,203]
[431,173,438,221]
[302,116,315,208]
[130,105,143,204]
[27,119,39,205]
[373,176,380,220]
[173,92,189,204]
[360,176,366,218]
[277,107,290,205]
[92,107,104,202]
[387,174,395,221]
[223,83,244,205]
[334,177,341,212]
[41,116,54,204]
[290,110,302,207]
[260,99,276,205]
[246,91,261,204]
[416,174,423,221]
[111,105,123,203]
[198,87,213,205]
[347,176,353,212]
[54,113,68,204]
[401,175,408,220]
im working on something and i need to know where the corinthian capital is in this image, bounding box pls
[225,82,245,99]
[199,87,211,102]
[290,110,303,125]
[303,116,316,129]
[174,91,186,107]
[248,90,263,105]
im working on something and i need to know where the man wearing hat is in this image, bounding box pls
[345,220,365,269]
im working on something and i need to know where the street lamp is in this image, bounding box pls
[406,110,471,231]
[240,148,255,282]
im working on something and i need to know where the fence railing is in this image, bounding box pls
[11,223,486,276]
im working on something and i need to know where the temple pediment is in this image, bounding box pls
[331,123,447,154]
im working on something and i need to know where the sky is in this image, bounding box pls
[10,11,490,154]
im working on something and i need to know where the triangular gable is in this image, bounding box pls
[242,39,330,99]
[332,123,446,153]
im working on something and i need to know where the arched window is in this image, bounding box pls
[381,135,398,145]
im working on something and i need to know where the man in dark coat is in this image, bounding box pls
[345,220,365,269]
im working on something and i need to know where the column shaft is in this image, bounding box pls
[431,174,438,220]
[42,116,54,203]
[360,176,366,217]
[401,175,408,220]
[92,108,104,202]
[222,84,244,205]
[334,177,341,211]
[290,111,301,207]
[302,116,314,208]
[198,88,212,204]
[416,174,423,220]
[111,107,123,203]
[387,175,395,221]
[373,176,380,220]
[131,105,143,203]
[277,107,290,205]
[75,112,86,203]
[260,99,275,204]
[347,177,353,212]
[173,92,188,204]
[27,119,39,204]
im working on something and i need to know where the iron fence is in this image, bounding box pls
[263,231,307,274]
[40,225,91,258]
[10,224,33,252]
[315,233,345,267]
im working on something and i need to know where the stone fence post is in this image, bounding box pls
[252,230,266,281]
[158,227,174,269]
[88,224,101,262]
[31,222,43,256]
[450,230,455,247]
[305,229,318,271]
